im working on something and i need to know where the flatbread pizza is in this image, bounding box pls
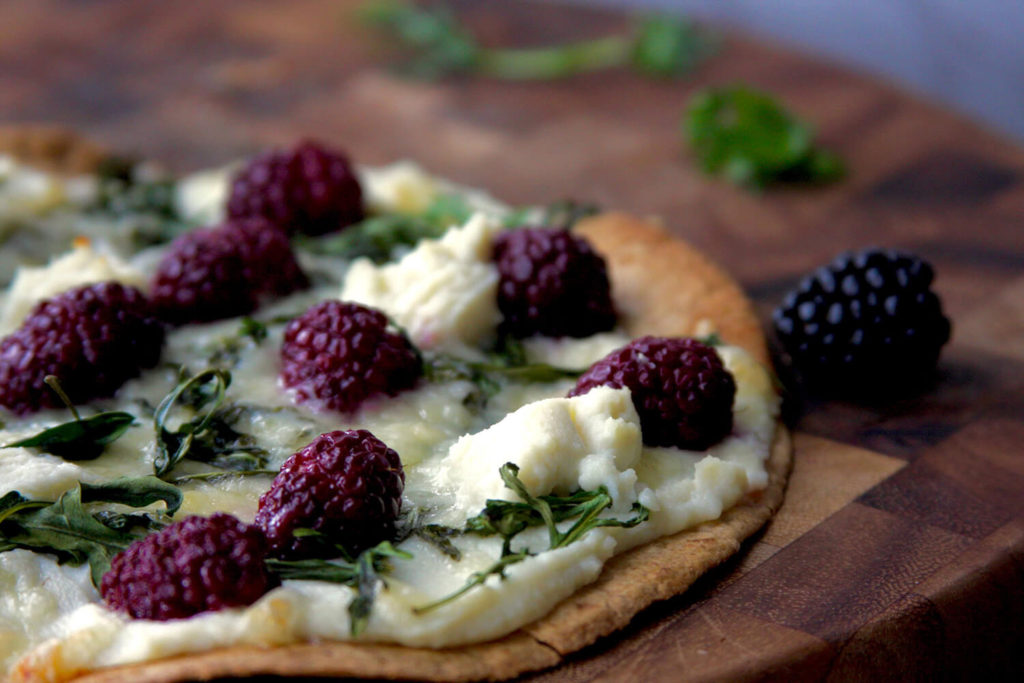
[0,128,791,683]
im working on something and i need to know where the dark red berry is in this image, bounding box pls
[493,227,616,338]
[569,337,735,450]
[773,248,951,394]
[151,218,308,324]
[0,282,164,415]
[226,140,363,235]
[280,301,421,413]
[255,430,405,557]
[100,513,277,621]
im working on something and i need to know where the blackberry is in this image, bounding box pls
[569,336,735,450]
[151,218,308,324]
[255,430,405,557]
[100,513,277,621]
[493,228,616,338]
[0,282,164,415]
[280,301,421,413]
[226,140,363,235]
[773,248,951,392]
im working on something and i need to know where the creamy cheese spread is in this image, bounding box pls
[0,158,780,680]
[341,212,503,351]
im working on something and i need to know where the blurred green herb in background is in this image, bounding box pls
[684,86,844,188]
[360,1,716,81]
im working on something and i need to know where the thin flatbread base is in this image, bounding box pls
[1,130,792,683]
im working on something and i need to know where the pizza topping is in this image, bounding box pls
[152,369,271,480]
[0,240,146,334]
[570,337,736,450]
[226,140,364,235]
[3,399,134,462]
[255,430,405,558]
[340,212,502,351]
[2,477,182,587]
[0,282,164,416]
[0,154,67,219]
[267,541,410,636]
[100,513,276,621]
[417,462,649,614]
[280,301,422,413]
[436,385,642,518]
[773,248,951,394]
[307,192,472,264]
[151,218,309,325]
[493,227,616,339]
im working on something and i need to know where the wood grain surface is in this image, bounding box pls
[1,0,1022,680]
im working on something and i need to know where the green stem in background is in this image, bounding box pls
[478,36,630,81]
[361,1,715,81]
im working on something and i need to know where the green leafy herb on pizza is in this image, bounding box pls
[267,541,412,635]
[416,463,649,612]
[0,477,182,586]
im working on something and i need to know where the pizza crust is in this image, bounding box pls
[0,126,109,176]
[1,132,792,683]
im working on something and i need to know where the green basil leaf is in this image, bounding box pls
[80,476,183,516]
[684,85,845,188]
[238,317,268,344]
[412,524,462,561]
[423,353,583,411]
[4,412,135,460]
[302,193,470,262]
[153,369,231,478]
[0,477,182,586]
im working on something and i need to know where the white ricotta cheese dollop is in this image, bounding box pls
[357,161,441,215]
[175,165,233,226]
[0,240,146,334]
[436,385,642,517]
[0,156,67,220]
[340,213,502,351]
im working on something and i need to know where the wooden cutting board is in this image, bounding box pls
[1,0,1022,680]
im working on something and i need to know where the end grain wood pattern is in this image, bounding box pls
[1,0,1022,680]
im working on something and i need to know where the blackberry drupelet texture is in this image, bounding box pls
[773,248,951,393]
[255,430,405,558]
[0,282,164,415]
[570,336,736,450]
[151,217,308,324]
[280,300,421,413]
[227,140,363,235]
[492,227,616,338]
[100,513,277,621]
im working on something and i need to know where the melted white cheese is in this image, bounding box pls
[340,213,502,351]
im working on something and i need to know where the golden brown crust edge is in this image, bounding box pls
[0,125,109,176]
[2,139,791,683]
